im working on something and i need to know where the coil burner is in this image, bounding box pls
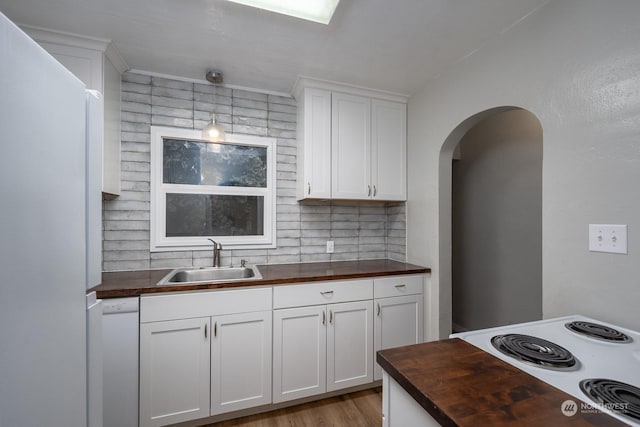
[491,334,579,371]
[580,378,640,423]
[565,321,632,343]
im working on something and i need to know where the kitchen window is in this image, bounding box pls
[150,126,276,251]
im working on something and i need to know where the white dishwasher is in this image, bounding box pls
[102,297,139,427]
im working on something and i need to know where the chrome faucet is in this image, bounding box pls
[207,238,222,267]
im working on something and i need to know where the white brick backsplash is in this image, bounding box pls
[152,77,193,91]
[232,89,267,102]
[121,171,150,182]
[102,72,406,271]
[231,124,267,136]
[268,120,296,131]
[121,111,151,123]
[151,115,193,128]
[268,94,295,106]
[123,73,151,84]
[120,132,151,146]
[301,253,331,262]
[151,95,193,109]
[121,91,151,104]
[103,210,150,221]
[122,81,151,94]
[267,129,296,139]
[103,240,150,251]
[267,103,296,114]
[233,116,268,128]
[103,200,149,211]
[232,106,268,119]
[121,102,152,114]
[151,85,193,100]
[268,111,296,122]
[233,97,268,110]
[194,83,232,97]
[151,105,193,119]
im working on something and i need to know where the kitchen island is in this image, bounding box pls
[377,339,625,426]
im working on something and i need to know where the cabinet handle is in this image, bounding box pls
[368,185,371,197]
[329,310,333,324]
[322,311,326,325]
[307,182,311,195]
[377,303,381,317]
[373,185,377,197]
[214,322,218,337]
[395,284,406,291]
[320,290,334,297]
[204,323,208,339]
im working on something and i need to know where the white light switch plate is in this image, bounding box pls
[589,224,628,254]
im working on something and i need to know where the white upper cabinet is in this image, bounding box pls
[23,26,127,197]
[332,93,371,199]
[293,77,408,201]
[371,100,407,201]
[297,88,332,199]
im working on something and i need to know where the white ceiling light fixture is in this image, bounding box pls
[202,70,226,142]
[225,0,340,25]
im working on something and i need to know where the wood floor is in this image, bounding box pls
[207,388,382,427]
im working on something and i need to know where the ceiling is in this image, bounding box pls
[0,0,550,96]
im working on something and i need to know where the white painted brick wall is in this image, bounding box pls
[102,72,406,271]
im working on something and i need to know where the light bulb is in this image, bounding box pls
[202,116,226,142]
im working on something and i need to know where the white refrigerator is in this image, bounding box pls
[0,12,103,427]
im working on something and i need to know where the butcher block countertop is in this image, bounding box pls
[91,259,429,298]
[377,339,625,427]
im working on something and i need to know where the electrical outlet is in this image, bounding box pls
[589,224,628,254]
[326,240,335,254]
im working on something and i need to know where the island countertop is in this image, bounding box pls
[91,259,430,298]
[377,338,625,427]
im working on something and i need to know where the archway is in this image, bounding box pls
[438,107,543,335]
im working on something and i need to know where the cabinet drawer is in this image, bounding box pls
[141,287,272,322]
[374,275,423,299]
[273,279,373,309]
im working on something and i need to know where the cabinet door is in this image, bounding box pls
[211,311,272,415]
[273,306,327,403]
[374,295,423,381]
[140,318,210,427]
[332,92,371,199]
[371,100,406,201]
[299,88,332,199]
[327,300,373,391]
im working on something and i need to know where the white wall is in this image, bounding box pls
[408,0,640,338]
[452,109,542,331]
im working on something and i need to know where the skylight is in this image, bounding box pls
[225,0,340,25]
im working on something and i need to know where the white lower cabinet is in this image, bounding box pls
[327,300,374,391]
[211,310,272,415]
[273,305,327,403]
[374,295,423,380]
[139,317,211,427]
[272,280,374,403]
[138,275,424,425]
[139,287,272,427]
[374,275,424,381]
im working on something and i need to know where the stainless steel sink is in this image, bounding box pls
[156,265,262,286]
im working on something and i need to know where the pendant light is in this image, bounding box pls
[202,70,226,142]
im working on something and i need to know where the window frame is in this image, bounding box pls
[150,126,277,252]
